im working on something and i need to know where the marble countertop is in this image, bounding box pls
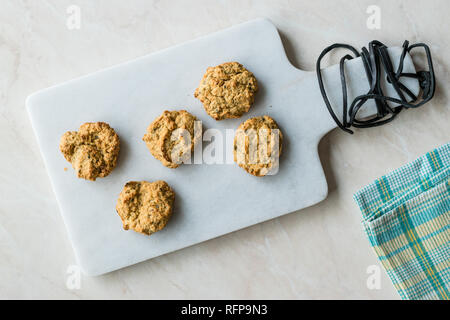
[1,0,449,299]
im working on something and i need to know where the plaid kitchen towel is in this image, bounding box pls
[354,142,450,300]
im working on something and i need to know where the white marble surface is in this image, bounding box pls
[1,0,449,299]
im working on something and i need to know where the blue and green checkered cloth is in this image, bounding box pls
[354,142,450,300]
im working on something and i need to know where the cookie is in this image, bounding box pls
[60,122,120,181]
[234,116,283,177]
[194,62,258,120]
[116,180,175,236]
[143,110,199,168]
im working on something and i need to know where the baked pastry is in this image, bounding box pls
[60,122,120,181]
[234,116,283,177]
[143,110,199,168]
[194,62,258,120]
[116,180,175,236]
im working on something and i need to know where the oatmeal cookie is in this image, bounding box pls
[116,180,175,236]
[60,122,120,181]
[234,116,283,177]
[143,110,199,168]
[194,62,258,120]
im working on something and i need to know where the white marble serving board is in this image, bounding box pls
[26,18,419,276]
